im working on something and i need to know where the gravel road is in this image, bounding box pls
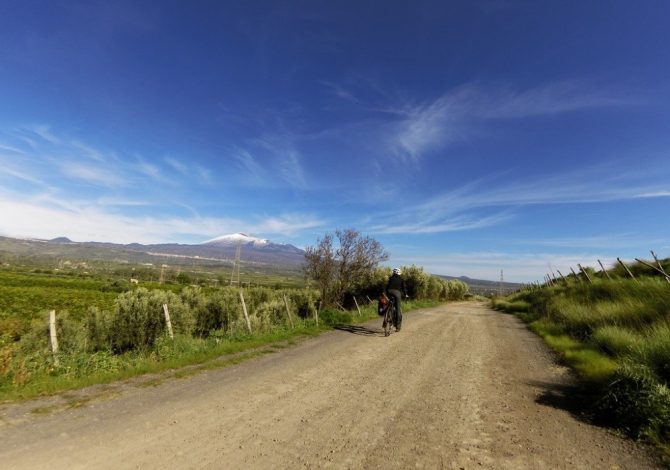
[0,301,661,469]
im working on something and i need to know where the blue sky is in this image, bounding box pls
[1,1,669,281]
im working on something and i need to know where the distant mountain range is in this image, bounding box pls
[438,274,522,295]
[0,233,305,268]
[0,234,520,287]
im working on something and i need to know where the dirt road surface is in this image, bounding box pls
[0,302,661,469]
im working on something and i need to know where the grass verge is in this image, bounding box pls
[492,280,670,460]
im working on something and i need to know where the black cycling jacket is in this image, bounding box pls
[386,273,405,295]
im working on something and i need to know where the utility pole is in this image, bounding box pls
[230,241,242,286]
[498,270,503,297]
[159,264,167,284]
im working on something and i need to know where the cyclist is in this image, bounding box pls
[386,268,406,331]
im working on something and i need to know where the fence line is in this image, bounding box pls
[522,250,668,292]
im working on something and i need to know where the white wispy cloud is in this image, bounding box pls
[233,148,261,173]
[96,196,153,207]
[0,143,26,154]
[134,159,169,183]
[254,213,325,234]
[370,212,512,235]
[0,156,44,185]
[164,156,213,185]
[195,165,213,185]
[1,127,224,193]
[0,191,326,244]
[23,124,61,145]
[339,80,637,161]
[521,234,667,250]
[365,164,670,235]
[253,135,308,189]
[58,161,128,188]
[69,140,108,161]
[164,156,188,174]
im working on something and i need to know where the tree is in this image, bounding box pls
[303,229,388,306]
[304,233,336,304]
[334,228,388,301]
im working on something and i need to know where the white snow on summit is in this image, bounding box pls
[202,233,269,246]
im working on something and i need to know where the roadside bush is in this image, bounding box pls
[107,288,192,353]
[252,299,286,331]
[401,265,430,299]
[353,267,392,299]
[286,289,319,319]
[426,276,443,300]
[0,317,26,342]
[84,307,111,352]
[598,362,670,440]
[444,279,469,301]
[194,288,241,337]
[54,312,86,354]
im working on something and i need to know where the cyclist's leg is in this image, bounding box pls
[396,300,402,330]
[388,290,401,329]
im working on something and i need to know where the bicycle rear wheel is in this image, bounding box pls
[383,304,393,336]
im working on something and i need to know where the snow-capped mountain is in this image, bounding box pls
[0,232,305,268]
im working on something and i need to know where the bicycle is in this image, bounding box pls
[382,295,397,337]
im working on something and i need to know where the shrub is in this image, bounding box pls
[598,362,670,439]
[84,307,111,352]
[0,317,26,342]
[194,288,241,336]
[445,279,469,300]
[285,289,319,319]
[252,299,286,331]
[107,288,193,353]
[426,276,443,300]
[401,265,430,299]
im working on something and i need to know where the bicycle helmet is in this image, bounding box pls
[393,268,402,275]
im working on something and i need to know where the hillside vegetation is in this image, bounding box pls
[0,264,468,401]
[494,259,670,452]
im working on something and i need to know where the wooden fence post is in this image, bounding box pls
[577,264,593,284]
[617,258,639,284]
[353,296,362,316]
[556,269,567,283]
[635,258,670,282]
[597,260,612,280]
[315,301,320,327]
[570,267,583,284]
[162,304,174,339]
[651,250,670,283]
[283,295,294,328]
[49,310,59,366]
[239,290,252,333]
